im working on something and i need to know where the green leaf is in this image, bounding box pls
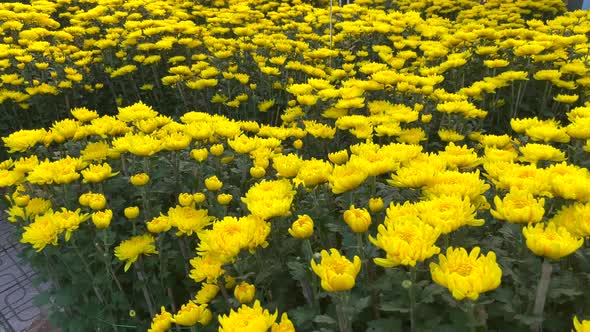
[33,291,51,306]
[287,260,308,281]
[419,283,444,304]
[351,295,371,314]
[289,306,316,326]
[313,315,337,325]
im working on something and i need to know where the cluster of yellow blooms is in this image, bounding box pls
[2,0,590,330]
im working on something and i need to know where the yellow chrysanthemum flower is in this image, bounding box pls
[194,283,220,305]
[522,222,583,260]
[288,214,314,239]
[417,196,484,234]
[172,301,212,327]
[491,189,545,224]
[218,300,278,332]
[241,179,295,220]
[311,248,361,292]
[148,307,173,332]
[21,211,60,252]
[430,247,502,301]
[114,234,158,272]
[370,216,440,267]
[81,163,119,183]
[167,205,213,236]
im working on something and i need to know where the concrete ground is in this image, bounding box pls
[0,220,58,332]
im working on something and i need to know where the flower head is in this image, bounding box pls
[218,300,278,332]
[370,216,440,267]
[234,281,256,304]
[81,163,119,183]
[523,222,583,260]
[491,189,545,224]
[148,307,172,332]
[343,205,371,233]
[311,248,361,292]
[172,301,212,327]
[114,234,158,272]
[288,214,314,239]
[429,247,502,301]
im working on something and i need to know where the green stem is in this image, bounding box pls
[136,258,156,317]
[335,292,351,332]
[532,259,553,332]
[409,266,417,332]
[72,243,106,304]
[466,301,477,332]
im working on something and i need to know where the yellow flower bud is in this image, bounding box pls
[89,194,107,210]
[250,166,265,178]
[178,193,194,207]
[293,139,303,149]
[147,215,171,234]
[369,197,384,213]
[124,206,140,219]
[343,205,371,233]
[421,114,432,123]
[193,192,206,204]
[217,193,233,205]
[92,209,112,229]
[221,155,235,164]
[288,214,314,239]
[130,173,149,186]
[14,194,30,207]
[79,193,91,206]
[328,150,349,165]
[190,148,208,162]
[234,282,256,304]
[209,144,224,156]
[204,175,222,191]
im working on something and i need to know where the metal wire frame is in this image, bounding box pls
[0,220,43,332]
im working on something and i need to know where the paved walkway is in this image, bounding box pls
[0,220,43,332]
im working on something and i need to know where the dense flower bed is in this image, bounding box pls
[1,0,590,331]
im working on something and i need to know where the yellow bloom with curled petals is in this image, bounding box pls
[81,163,119,183]
[491,189,545,224]
[523,222,583,260]
[204,175,223,191]
[189,255,225,283]
[343,205,371,233]
[124,206,140,219]
[288,214,314,239]
[370,216,440,268]
[21,211,60,252]
[369,197,384,213]
[147,215,171,234]
[114,234,158,272]
[417,196,484,234]
[167,205,213,236]
[130,173,149,186]
[311,248,361,292]
[329,162,368,194]
[148,306,172,332]
[429,247,502,301]
[241,179,295,220]
[272,313,295,332]
[172,301,212,327]
[92,209,112,229]
[194,283,220,305]
[218,300,277,332]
